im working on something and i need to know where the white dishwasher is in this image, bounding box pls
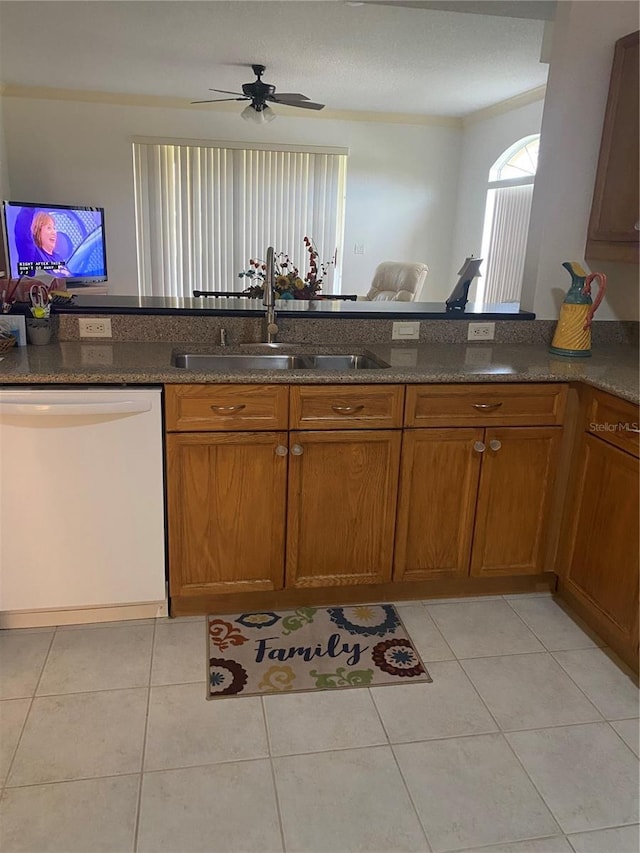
[0,388,167,627]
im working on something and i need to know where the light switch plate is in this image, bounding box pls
[392,321,420,341]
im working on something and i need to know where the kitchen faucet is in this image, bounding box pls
[263,246,279,344]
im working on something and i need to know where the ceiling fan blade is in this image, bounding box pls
[209,88,245,96]
[191,97,248,104]
[275,99,325,110]
[269,93,310,101]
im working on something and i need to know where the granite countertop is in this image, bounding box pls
[0,341,638,403]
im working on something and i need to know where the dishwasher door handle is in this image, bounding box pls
[0,400,153,417]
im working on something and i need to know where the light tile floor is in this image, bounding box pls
[1,594,638,853]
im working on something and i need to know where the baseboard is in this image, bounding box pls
[0,599,168,629]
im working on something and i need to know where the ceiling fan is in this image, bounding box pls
[191,64,325,122]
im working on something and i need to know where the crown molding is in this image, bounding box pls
[463,85,546,126]
[0,85,463,128]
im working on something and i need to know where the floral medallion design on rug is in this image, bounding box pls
[206,604,431,699]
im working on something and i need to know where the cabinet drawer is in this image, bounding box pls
[405,384,567,427]
[290,385,404,429]
[585,389,639,457]
[165,385,289,431]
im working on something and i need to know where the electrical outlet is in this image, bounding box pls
[353,243,365,255]
[392,321,420,341]
[467,322,495,341]
[79,318,112,338]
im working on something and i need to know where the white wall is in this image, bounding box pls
[0,101,9,277]
[1,97,461,299]
[0,100,9,201]
[449,97,544,298]
[522,0,639,321]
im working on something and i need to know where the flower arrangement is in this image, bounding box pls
[239,237,334,300]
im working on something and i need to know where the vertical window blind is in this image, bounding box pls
[132,141,347,298]
[480,183,534,304]
[478,134,539,305]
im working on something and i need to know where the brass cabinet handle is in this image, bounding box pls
[472,402,503,411]
[291,444,304,456]
[331,405,365,414]
[473,441,486,453]
[489,439,502,451]
[210,404,246,414]
[275,445,288,457]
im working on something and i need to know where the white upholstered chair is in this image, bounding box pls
[360,261,429,302]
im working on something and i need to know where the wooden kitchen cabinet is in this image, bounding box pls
[394,428,483,580]
[586,30,639,263]
[286,429,402,588]
[470,427,562,577]
[165,384,290,600]
[557,390,639,671]
[395,384,566,581]
[166,430,288,598]
[165,384,404,605]
[165,382,568,613]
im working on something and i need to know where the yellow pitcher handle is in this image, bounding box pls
[582,272,607,329]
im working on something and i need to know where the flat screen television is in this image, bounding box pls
[2,200,108,287]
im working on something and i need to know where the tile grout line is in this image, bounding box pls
[132,616,156,853]
[386,741,435,852]
[549,648,639,721]
[457,649,605,728]
[1,627,57,796]
[441,604,604,835]
[424,598,547,661]
[605,719,640,760]
[365,685,434,849]
[435,644,567,840]
[500,726,571,837]
[262,696,288,853]
[415,606,457,662]
[502,594,605,653]
[444,831,573,853]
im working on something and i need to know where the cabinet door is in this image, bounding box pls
[166,431,287,597]
[471,427,561,577]
[394,428,483,580]
[286,430,401,588]
[563,434,639,655]
[587,30,639,260]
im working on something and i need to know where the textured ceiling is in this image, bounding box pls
[0,1,550,117]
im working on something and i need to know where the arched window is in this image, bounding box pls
[477,134,540,305]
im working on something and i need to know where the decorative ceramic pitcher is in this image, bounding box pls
[549,262,607,358]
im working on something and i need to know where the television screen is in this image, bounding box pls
[2,201,107,286]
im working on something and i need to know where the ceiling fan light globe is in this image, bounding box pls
[241,104,265,123]
[262,105,276,122]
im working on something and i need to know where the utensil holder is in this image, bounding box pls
[26,318,52,346]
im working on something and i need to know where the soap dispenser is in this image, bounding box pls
[548,262,607,358]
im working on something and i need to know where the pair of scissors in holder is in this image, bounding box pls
[30,284,50,318]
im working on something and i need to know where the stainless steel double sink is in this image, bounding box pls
[173,350,390,371]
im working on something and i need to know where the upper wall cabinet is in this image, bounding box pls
[586,30,639,263]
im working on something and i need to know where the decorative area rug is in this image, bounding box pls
[207,604,432,699]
